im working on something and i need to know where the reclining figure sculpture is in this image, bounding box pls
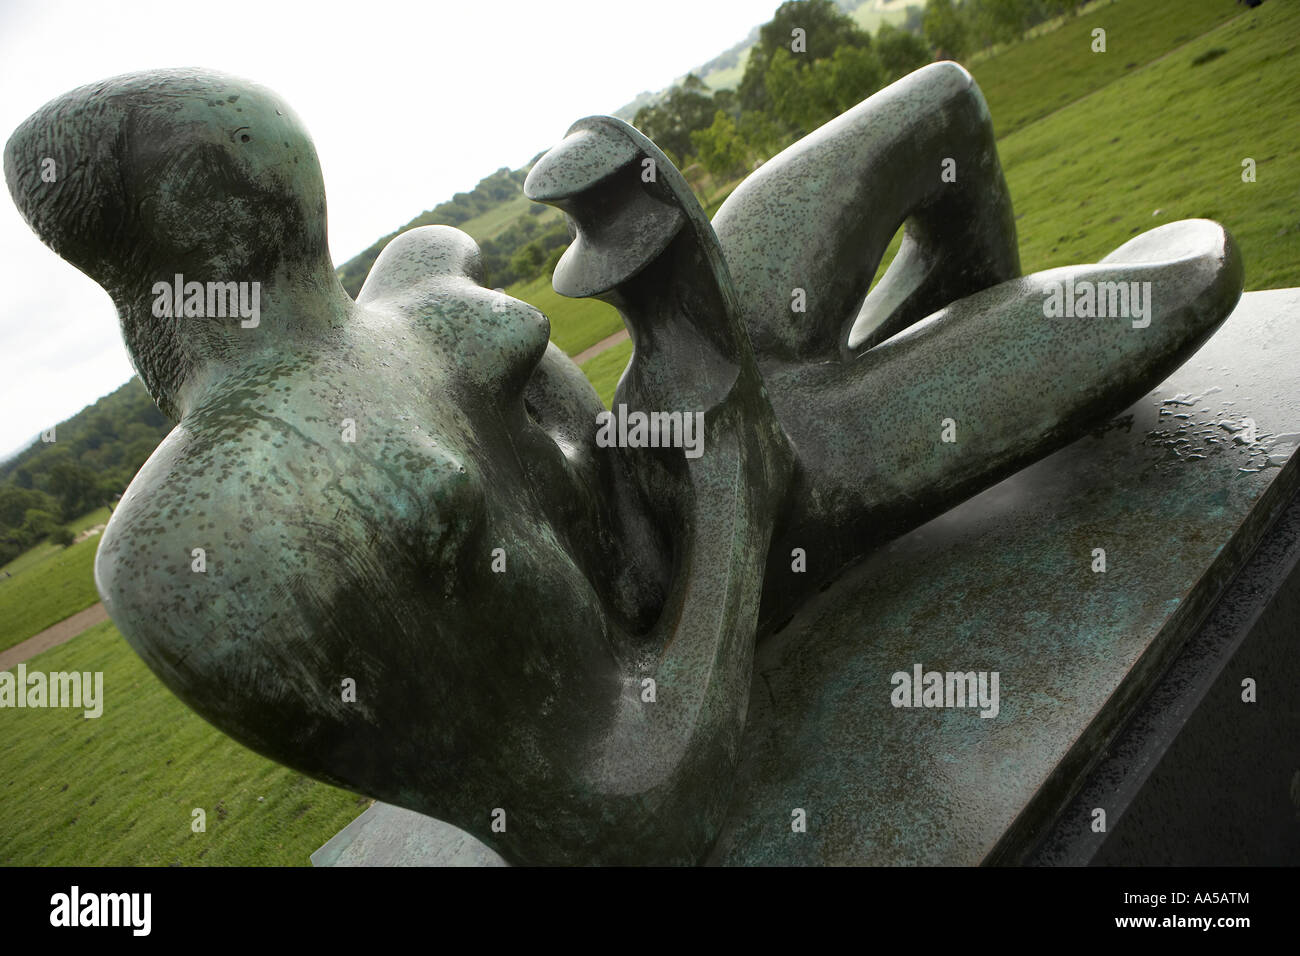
[4,63,1242,865]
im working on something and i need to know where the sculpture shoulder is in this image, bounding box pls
[356,225,488,305]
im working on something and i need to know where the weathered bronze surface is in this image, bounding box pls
[5,64,1247,865]
[708,288,1300,865]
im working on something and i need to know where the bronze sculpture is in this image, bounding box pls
[4,63,1242,865]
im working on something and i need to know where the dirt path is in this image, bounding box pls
[0,602,108,672]
[571,329,630,366]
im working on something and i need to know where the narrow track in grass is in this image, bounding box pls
[0,602,107,672]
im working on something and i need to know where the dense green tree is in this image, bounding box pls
[80,412,116,452]
[543,246,565,277]
[825,43,886,112]
[691,111,751,180]
[47,458,100,519]
[738,111,786,162]
[767,43,885,134]
[923,0,969,59]
[96,474,125,505]
[875,22,932,80]
[633,74,718,166]
[19,507,58,543]
[510,241,546,279]
[738,0,871,112]
[0,486,59,529]
[764,53,815,132]
[476,217,571,288]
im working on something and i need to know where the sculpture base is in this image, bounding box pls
[1024,484,1300,865]
[312,288,1300,867]
[310,802,505,867]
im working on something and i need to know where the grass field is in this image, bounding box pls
[506,273,625,356]
[0,531,102,653]
[0,621,365,865]
[999,3,1300,291]
[580,338,635,407]
[972,0,1241,138]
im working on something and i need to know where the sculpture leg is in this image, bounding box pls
[758,219,1244,628]
[712,60,1020,363]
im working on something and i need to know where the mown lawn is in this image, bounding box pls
[0,621,367,865]
[507,273,625,356]
[971,0,1241,138]
[0,532,101,653]
[1001,0,1299,291]
[580,338,635,407]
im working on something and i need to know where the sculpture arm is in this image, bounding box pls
[525,117,795,862]
[713,60,1020,363]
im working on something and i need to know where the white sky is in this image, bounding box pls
[0,0,777,458]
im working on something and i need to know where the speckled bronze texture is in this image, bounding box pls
[706,289,1299,866]
[6,62,1248,865]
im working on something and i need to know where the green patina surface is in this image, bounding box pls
[6,62,1262,865]
[709,288,1299,865]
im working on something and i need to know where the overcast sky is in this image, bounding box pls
[0,0,778,458]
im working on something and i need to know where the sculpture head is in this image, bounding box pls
[5,67,331,285]
[4,68,341,417]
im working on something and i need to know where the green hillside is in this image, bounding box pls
[971,0,1241,137]
[457,193,561,242]
[998,4,1298,291]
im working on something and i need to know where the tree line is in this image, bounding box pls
[640,0,1096,185]
[0,379,169,564]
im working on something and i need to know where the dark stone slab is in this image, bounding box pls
[706,287,1299,865]
[1022,481,1300,866]
[310,802,505,867]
